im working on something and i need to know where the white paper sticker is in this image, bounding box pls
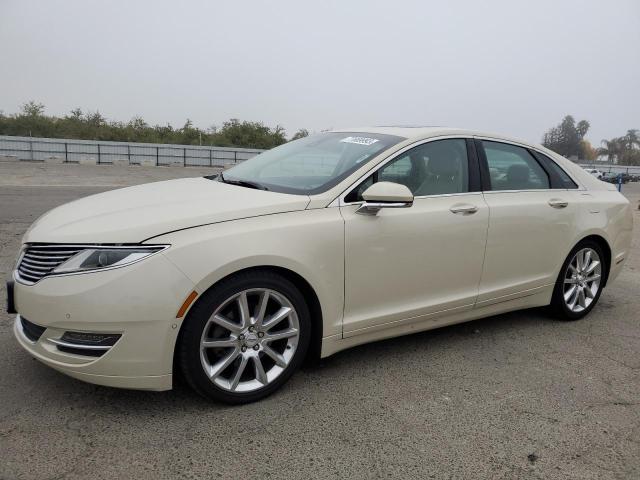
[340,136,379,146]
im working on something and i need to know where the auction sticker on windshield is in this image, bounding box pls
[340,136,379,146]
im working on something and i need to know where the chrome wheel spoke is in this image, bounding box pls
[264,328,298,342]
[585,260,600,274]
[564,285,577,303]
[586,273,601,283]
[202,338,236,349]
[568,289,579,309]
[211,314,242,334]
[209,348,240,379]
[585,286,595,299]
[230,356,249,390]
[578,288,587,308]
[254,291,270,328]
[254,356,268,385]
[237,292,251,328]
[564,277,577,284]
[263,345,287,368]
[262,306,292,330]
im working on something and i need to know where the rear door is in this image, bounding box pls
[476,139,579,306]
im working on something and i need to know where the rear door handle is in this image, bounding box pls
[548,198,568,209]
[450,204,478,215]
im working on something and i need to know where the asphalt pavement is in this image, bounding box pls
[1,162,639,479]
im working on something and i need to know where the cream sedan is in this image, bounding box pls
[8,127,633,403]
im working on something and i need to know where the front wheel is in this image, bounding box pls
[178,271,310,404]
[550,241,606,320]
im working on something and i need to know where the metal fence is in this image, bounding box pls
[0,135,264,167]
[575,162,640,175]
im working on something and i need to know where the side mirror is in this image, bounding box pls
[356,181,414,215]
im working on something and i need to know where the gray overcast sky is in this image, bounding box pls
[1,0,638,145]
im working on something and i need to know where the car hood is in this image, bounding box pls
[23,177,310,244]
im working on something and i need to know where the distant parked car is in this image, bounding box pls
[601,172,629,184]
[583,168,603,179]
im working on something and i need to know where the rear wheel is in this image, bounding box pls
[178,271,310,404]
[550,240,606,320]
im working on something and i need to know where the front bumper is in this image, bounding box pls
[11,252,196,391]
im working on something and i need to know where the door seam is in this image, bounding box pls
[473,192,491,309]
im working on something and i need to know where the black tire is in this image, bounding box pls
[178,270,311,404]
[549,240,607,321]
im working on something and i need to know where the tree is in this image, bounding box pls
[599,138,623,163]
[21,100,45,116]
[215,119,287,149]
[0,102,304,149]
[619,149,640,166]
[291,128,309,141]
[542,115,590,159]
[68,108,83,120]
[622,129,640,150]
[580,140,598,161]
[128,116,147,130]
[576,120,590,138]
[85,110,106,127]
[615,129,640,166]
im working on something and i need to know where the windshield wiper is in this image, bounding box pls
[217,173,269,191]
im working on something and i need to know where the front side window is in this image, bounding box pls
[345,139,470,202]
[220,132,404,195]
[483,141,549,190]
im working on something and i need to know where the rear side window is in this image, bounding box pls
[482,141,549,191]
[532,151,578,189]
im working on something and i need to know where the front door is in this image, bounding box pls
[340,138,489,336]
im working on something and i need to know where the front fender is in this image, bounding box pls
[149,208,345,337]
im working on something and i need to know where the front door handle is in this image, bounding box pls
[450,204,478,215]
[548,198,568,209]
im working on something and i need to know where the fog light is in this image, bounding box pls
[60,331,121,347]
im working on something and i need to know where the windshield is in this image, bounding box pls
[220,132,405,194]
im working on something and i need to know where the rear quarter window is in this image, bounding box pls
[531,151,579,189]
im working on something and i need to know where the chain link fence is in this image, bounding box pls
[0,135,263,167]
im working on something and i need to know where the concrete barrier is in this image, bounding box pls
[44,156,64,164]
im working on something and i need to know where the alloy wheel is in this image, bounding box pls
[563,247,602,313]
[199,288,300,393]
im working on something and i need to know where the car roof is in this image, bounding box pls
[331,126,541,149]
[326,126,609,193]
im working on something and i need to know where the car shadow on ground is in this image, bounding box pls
[18,306,557,412]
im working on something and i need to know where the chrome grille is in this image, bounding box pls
[17,244,84,284]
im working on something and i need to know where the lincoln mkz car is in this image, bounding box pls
[8,127,633,403]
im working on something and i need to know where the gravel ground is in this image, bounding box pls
[1,162,639,480]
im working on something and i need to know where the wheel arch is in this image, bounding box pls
[573,234,612,287]
[172,265,324,381]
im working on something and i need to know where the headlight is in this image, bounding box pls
[52,246,167,274]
